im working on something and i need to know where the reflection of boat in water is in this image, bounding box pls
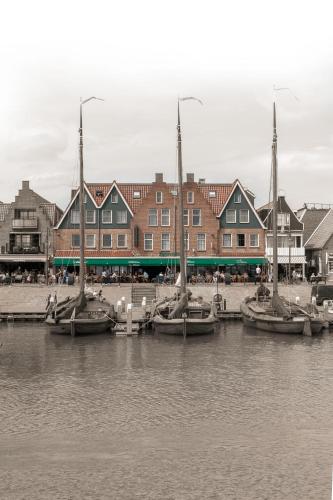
[240,103,327,336]
[45,97,115,336]
[151,99,217,336]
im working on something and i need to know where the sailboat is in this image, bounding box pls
[240,103,326,335]
[45,98,115,336]
[151,99,217,336]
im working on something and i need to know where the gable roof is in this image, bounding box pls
[257,196,303,231]
[300,208,330,244]
[86,182,135,215]
[217,180,265,228]
[305,209,333,249]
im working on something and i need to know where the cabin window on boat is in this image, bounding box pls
[222,233,232,247]
[86,210,96,224]
[192,209,202,226]
[70,210,80,224]
[161,233,170,251]
[234,193,241,203]
[144,233,153,251]
[250,234,259,247]
[156,191,163,204]
[183,209,189,226]
[102,210,112,224]
[226,209,236,223]
[102,234,112,248]
[116,210,127,224]
[161,208,170,226]
[148,209,158,226]
[85,234,96,248]
[237,234,245,247]
[187,191,194,203]
[197,233,206,251]
[71,234,80,248]
[117,234,127,248]
[277,213,290,227]
[184,232,189,251]
[111,193,118,203]
[239,209,249,223]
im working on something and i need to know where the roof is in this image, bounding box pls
[305,209,333,249]
[197,183,234,215]
[257,196,303,231]
[301,208,330,243]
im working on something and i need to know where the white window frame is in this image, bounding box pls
[70,209,80,224]
[183,209,189,226]
[236,233,246,248]
[85,210,96,224]
[222,233,232,248]
[161,233,170,251]
[148,208,158,226]
[234,193,242,203]
[102,234,112,248]
[187,191,194,204]
[71,234,80,248]
[197,233,206,251]
[184,232,190,251]
[226,209,236,224]
[117,234,127,248]
[102,210,112,224]
[208,191,216,198]
[156,191,163,204]
[144,233,153,251]
[85,234,96,248]
[111,193,118,204]
[133,191,141,199]
[116,210,127,224]
[249,234,259,247]
[192,209,202,226]
[161,208,170,226]
[277,213,290,227]
[239,209,249,224]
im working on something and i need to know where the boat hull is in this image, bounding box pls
[45,316,113,335]
[152,315,217,336]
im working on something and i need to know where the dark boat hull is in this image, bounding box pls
[152,315,217,336]
[45,316,113,335]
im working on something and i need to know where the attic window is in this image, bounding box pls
[234,193,241,203]
[171,189,178,196]
[133,191,141,199]
[95,190,103,198]
[208,191,216,198]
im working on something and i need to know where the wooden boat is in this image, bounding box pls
[240,103,327,336]
[45,97,114,336]
[151,98,217,336]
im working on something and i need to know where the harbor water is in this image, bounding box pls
[1,323,333,499]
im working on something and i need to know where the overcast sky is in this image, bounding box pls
[1,0,333,210]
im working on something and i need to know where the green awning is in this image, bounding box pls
[53,256,267,267]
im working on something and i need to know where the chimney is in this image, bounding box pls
[198,178,205,184]
[155,173,163,183]
[186,173,194,183]
[22,180,30,190]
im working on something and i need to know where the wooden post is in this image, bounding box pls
[70,307,76,337]
[127,303,132,335]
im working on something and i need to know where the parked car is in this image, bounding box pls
[311,284,333,305]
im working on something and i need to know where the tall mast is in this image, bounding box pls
[272,102,278,296]
[79,100,85,294]
[177,101,187,294]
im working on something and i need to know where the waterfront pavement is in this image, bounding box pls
[0,282,314,313]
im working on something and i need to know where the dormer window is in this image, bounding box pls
[133,191,141,199]
[95,190,103,198]
[208,191,216,198]
[187,191,194,204]
[156,191,163,204]
[111,193,118,204]
[234,193,241,203]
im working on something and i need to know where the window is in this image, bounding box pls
[156,191,163,204]
[161,233,170,251]
[144,233,153,251]
[277,213,290,227]
[192,209,201,226]
[197,233,206,251]
[111,193,118,203]
[86,234,96,248]
[208,191,216,198]
[184,232,189,251]
[237,234,245,247]
[226,209,236,223]
[116,211,127,224]
[86,210,96,224]
[117,234,127,248]
[21,235,31,248]
[296,236,302,248]
[161,208,170,226]
[71,234,80,248]
[183,209,189,226]
[234,193,242,203]
[102,210,112,224]
[102,234,112,248]
[250,234,259,247]
[187,191,194,203]
[70,210,80,224]
[133,191,141,199]
[148,208,158,226]
[239,209,249,223]
[222,234,232,247]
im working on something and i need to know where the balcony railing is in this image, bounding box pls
[10,246,41,254]
[266,247,305,257]
[12,218,38,229]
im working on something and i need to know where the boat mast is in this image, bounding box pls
[272,102,278,297]
[177,101,187,294]
[79,100,85,295]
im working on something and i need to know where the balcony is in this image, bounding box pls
[10,246,41,254]
[266,247,306,264]
[12,218,38,229]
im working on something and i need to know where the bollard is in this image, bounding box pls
[121,296,126,313]
[117,300,122,319]
[295,296,300,305]
[127,303,133,334]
